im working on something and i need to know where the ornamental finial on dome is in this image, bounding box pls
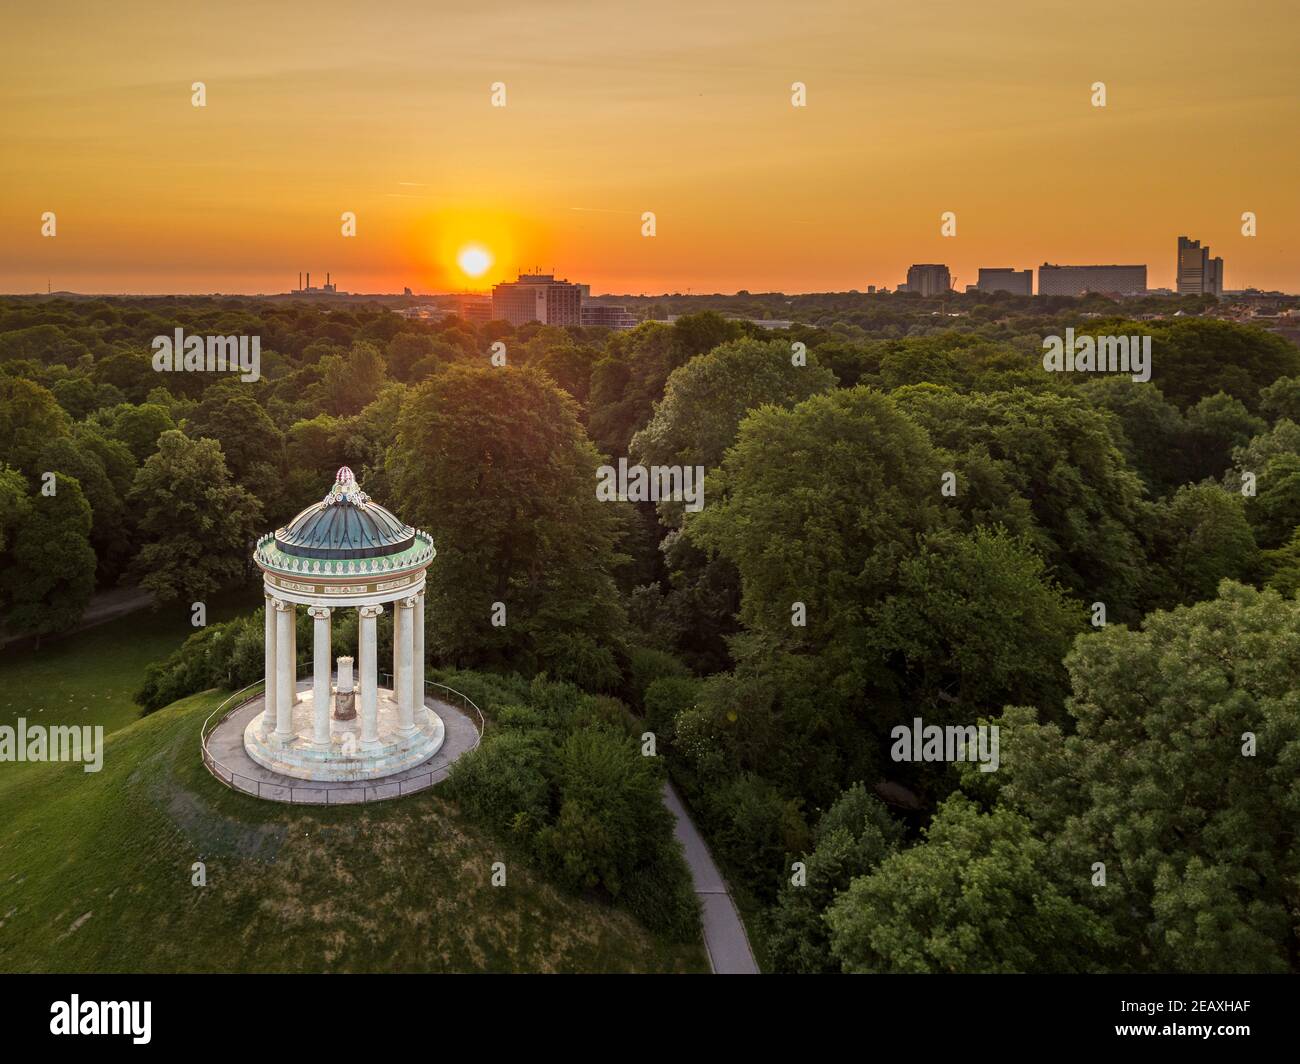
[324,465,369,506]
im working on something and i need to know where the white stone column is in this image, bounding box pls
[262,593,277,734]
[412,590,426,724]
[274,600,296,741]
[392,598,405,700]
[308,606,331,744]
[395,596,416,735]
[358,604,383,745]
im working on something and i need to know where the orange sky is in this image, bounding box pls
[1,0,1297,295]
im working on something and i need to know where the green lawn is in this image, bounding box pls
[0,603,708,972]
[0,587,259,738]
[0,687,707,972]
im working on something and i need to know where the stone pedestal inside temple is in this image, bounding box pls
[333,655,357,720]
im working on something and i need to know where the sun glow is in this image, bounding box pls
[457,244,492,279]
[412,209,527,291]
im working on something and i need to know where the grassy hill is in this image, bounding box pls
[0,588,258,740]
[0,612,707,973]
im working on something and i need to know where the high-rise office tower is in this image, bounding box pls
[903,264,952,297]
[1177,236,1224,296]
[1207,255,1224,296]
[491,273,584,326]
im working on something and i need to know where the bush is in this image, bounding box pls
[428,667,530,718]
[575,694,636,734]
[492,703,547,730]
[135,613,264,713]
[442,669,699,941]
[621,837,701,941]
[524,675,588,728]
[625,645,689,710]
[535,630,623,692]
[446,730,554,840]
[766,783,904,973]
[538,726,670,898]
[642,675,700,744]
[707,772,810,903]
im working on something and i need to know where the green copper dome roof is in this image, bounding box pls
[275,467,416,560]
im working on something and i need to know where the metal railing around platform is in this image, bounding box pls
[199,662,485,805]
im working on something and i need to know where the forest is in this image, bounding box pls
[1,293,1297,973]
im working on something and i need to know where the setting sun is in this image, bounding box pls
[457,245,492,279]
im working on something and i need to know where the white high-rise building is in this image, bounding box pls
[491,273,584,326]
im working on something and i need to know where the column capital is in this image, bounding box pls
[397,595,418,609]
[273,598,295,613]
[358,603,384,619]
[307,605,331,620]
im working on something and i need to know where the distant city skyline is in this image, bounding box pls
[3,1,1297,295]
[13,231,1291,301]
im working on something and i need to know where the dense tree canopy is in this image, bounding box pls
[4,293,1299,971]
[1147,318,1300,411]
[126,430,262,604]
[966,582,1300,973]
[0,376,70,474]
[631,337,836,478]
[2,472,96,644]
[827,795,1114,973]
[690,385,947,679]
[893,385,1147,615]
[767,783,904,973]
[389,363,628,688]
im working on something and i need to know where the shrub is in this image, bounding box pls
[766,783,904,973]
[537,726,670,898]
[443,670,699,941]
[621,837,701,941]
[493,703,547,730]
[625,645,689,710]
[446,730,554,840]
[135,613,264,713]
[428,667,530,718]
[535,630,623,692]
[642,675,700,744]
[707,772,810,903]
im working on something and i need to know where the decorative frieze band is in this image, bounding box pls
[266,574,420,597]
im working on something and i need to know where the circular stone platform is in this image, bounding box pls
[205,680,480,804]
[244,688,444,782]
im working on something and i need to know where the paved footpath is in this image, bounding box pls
[663,781,760,974]
[0,585,155,649]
